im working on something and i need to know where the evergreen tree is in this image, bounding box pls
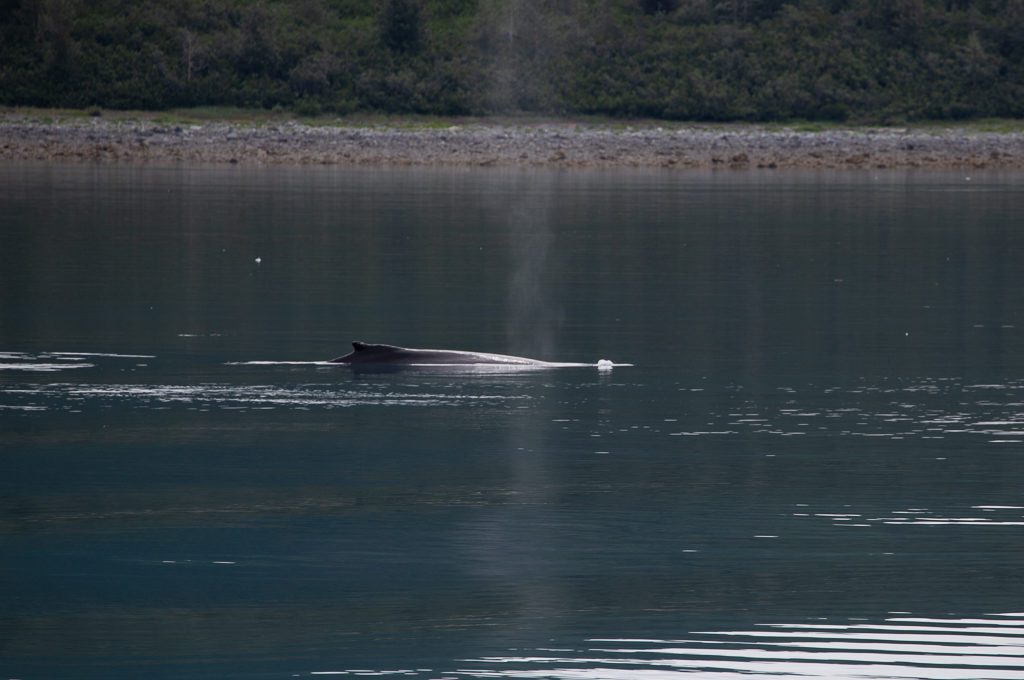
[379,0,422,53]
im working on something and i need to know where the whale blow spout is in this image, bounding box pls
[328,342,623,369]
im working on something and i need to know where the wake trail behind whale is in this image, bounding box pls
[224,361,335,366]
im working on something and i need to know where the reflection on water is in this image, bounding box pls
[290,613,1024,679]
[1,351,98,372]
[798,504,1024,527]
[0,351,154,373]
[451,613,1024,679]
[5,381,529,410]
[730,379,1024,444]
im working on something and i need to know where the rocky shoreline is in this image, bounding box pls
[2,115,1023,170]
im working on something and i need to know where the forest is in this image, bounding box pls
[1,0,1022,122]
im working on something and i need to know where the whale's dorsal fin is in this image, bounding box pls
[352,341,368,351]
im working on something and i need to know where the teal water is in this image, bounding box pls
[2,165,1023,679]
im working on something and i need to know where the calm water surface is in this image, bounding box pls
[1,164,1023,679]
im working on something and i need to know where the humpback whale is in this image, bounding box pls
[329,342,618,369]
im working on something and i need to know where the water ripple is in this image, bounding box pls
[452,613,1024,679]
[0,382,527,411]
[0,350,151,372]
[668,377,1024,445]
[0,361,95,372]
[799,504,1024,528]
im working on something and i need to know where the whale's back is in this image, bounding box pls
[328,341,624,368]
[330,342,547,365]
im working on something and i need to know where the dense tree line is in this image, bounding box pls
[1,0,1022,121]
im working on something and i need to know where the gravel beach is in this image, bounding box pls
[2,114,1023,169]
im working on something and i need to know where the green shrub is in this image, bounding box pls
[293,97,323,117]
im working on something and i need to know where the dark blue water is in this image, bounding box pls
[2,164,1023,679]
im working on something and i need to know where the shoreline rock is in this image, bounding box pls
[2,116,1023,170]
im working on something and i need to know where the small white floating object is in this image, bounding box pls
[254,257,262,264]
[597,359,614,371]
